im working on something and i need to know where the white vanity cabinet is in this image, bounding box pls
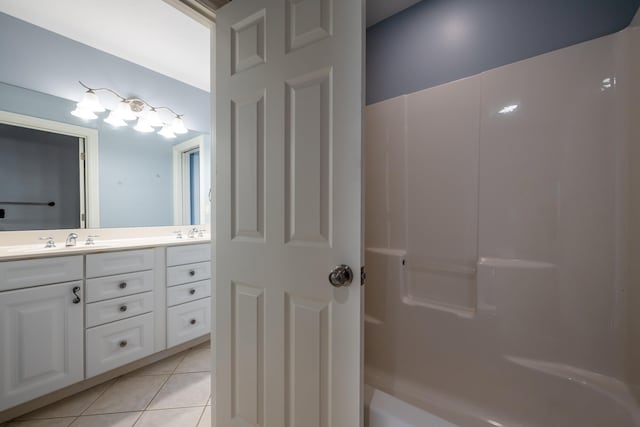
[166,244,211,347]
[0,256,84,412]
[85,249,155,378]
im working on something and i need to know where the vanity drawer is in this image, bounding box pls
[0,256,83,292]
[167,243,211,267]
[167,261,211,287]
[167,298,211,347]
[86,249,154,278]
[86,270,154,303]
[167,280,211,307]
[86,291,154,328]
[86,312,154,378]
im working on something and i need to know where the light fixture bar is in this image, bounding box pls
[73,82,188,138]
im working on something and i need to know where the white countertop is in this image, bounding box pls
[0,227,212,261]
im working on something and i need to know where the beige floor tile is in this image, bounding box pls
[147,373,210,410]
[18,381,115,420]
[174,347,211,373]
[3,419,76,427]
[84,375,168,415]
[70,412,141,427]
[130,353,187,376]
[197,406,211,427]
[134,407,204,427]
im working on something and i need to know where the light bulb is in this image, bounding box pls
[77,90,105,112]
[170,116,188,134]
[158,125,176,139]
[134,117,154,133]
[71,107,97,120]
[115,101,137,121]
[104,112,127,127]
[145,108,163,127]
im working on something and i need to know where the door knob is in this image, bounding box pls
[328,264,353,288]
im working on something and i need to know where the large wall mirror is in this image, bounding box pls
[0,5,211,232]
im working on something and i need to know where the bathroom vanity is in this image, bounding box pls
[0,232,212,414]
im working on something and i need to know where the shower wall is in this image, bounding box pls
[365,27,639,426]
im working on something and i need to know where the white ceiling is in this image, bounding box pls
[0,0,422,92]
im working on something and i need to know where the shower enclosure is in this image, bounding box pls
[364,19,640,427]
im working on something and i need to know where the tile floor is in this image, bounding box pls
[2,341,213,427]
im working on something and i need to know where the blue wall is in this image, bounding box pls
[0,81,196,228]
[0,12,210,133]
[366,0,640,104]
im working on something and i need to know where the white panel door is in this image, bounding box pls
[0,281,84,411]
[215,0,364,426]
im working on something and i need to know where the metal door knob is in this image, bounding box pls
[328,264,354,288]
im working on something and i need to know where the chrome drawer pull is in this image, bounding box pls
[119,282,127,289]
[119,340,128,348]
[189,270,196,277]
[119,305,128,312]
[190,319,196,325]
[189,288,196,295]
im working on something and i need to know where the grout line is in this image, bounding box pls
[78,377,118,416]
[137,362,179,416]
[130,410,144,427]
[194,405,207,427]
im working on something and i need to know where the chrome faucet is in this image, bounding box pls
[85,235,99,246]
[65,232,79,247]
[188,227,198,238]
[39,236,56,248]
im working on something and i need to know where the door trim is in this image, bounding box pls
[172,135,206,225]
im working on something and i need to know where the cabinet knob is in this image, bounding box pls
[119,282,127,289]
[189,270,196,277]
[119,305,128,312]
[189,288,196,295]
[190,319,197,325]
[119,340,128,348]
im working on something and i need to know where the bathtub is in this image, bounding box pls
[365,386,458,427]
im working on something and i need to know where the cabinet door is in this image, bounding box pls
[0,281,84,411]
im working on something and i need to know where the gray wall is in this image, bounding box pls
[366,0,640,104]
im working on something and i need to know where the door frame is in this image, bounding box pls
[172,135,206,225]
[0,111,100,228]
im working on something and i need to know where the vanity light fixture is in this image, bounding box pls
[71,81,188,138]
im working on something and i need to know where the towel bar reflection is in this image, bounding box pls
[0,201,56,207]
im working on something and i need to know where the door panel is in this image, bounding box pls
[231,92,265,241]
[216,0,364,426]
